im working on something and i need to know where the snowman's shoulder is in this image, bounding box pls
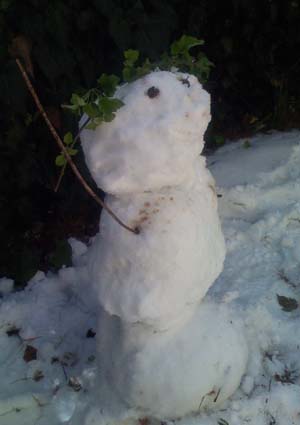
[192,158,216,187]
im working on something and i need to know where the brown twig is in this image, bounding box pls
[54,116,90,192]
[213,387,221,402]
[15,58,139,235]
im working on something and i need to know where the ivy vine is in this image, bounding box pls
[58,35,213,170]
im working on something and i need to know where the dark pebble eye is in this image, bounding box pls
[146,86,160,98]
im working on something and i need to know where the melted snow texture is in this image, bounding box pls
[96,303,247,419]
[82,70,232,419]
[1,132,300,424]
[88,159,225,329]
[81,71,210,194]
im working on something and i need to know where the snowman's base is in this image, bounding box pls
[94,301,248,421]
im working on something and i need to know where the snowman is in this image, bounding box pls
[81,71,248,421]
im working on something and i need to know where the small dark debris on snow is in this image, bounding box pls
[218,419,229,425]
[180,77,190,87]
[146,86,160,98]
[278,270,297,288]
[87,355,95,363]
[6,326,21,337]
[33,370,44,382]
[276,294,298,312]
[68,376,82,392]
[61,351,78,367]
[268,413,276,425]
[86,328,96,338]
[52,384,60,396]
[23,344,37,362]
[213,387,221,402]
[264,352,273,361]
[274,368,296,384]
[51,356,59,364]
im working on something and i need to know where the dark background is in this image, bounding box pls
[1,0,300,284]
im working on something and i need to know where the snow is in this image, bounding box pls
[87,161,225,328]
[0,278,14,296]
[1,108,300,423]
[81,71,234,419]
[80,71,210,194]
[81,71,225,330]
[96,302,247,418]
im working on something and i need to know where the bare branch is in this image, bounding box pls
[15,58,139,235]
[54,116,90,192]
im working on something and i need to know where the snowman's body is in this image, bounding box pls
[81,71,248,420]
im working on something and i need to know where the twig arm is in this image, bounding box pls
[15,58,139,235]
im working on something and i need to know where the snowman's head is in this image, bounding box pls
[81,71,211,194]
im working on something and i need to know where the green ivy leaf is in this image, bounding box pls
[83,103,99,118]
[98,97,124,121]
[86,117,103,130]
[55,154,67,167]
[70,93,86,107]
[123,66,134,82]
[67,148,78,156]
[98,74,120,96]
[63,132,73,145]
[171,35,204,56]
[86,122,98,130]
[124,49,139,66]
[136,58,153,78]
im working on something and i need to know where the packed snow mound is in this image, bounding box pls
[81,71,210,194]
[88,160,225,328]
[82,69,230,421]
[1,132,300,425]
[97,303,248,419]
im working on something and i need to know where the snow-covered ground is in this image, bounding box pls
[1,131,300,425]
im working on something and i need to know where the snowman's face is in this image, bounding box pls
[81,71,211,194]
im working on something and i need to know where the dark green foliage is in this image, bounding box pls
[62,35,211,143]
[1,0,300,283]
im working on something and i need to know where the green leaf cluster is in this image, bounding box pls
[166,35,213,83]
[64,36,210,131]
[121,35,213,84]
[55,132,78,167]
[60,34,212,167]
[62,73,124,132]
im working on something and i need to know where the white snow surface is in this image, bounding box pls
[0,278,14,296]
[82,71,230,419]
[87,159,225,329]
[83,70,225,331]
[81,71,210,194]
[1,131,300,424]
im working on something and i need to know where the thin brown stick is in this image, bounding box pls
[54,116,90,192]
[213,387,221,402]
[16,58,139,235]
